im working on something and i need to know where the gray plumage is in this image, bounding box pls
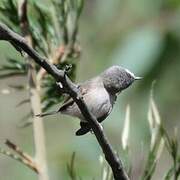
[37,66,141,136]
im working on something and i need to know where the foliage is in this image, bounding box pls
[99,155,113,180]
[0,0,180,179]
[0,0,20,32]
[41,62,77,111]
[0,58,26,78]
[0,0,83,113]
[67,152,80,180]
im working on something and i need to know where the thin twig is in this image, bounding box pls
[0,143,39,173]
[5,139,33,163]
[0,22,129,180]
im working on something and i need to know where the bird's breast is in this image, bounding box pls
[82,88,113,121]
[61,87,114,122]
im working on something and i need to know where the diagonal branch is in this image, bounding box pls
[5,139,33,163]
[0,140,39,173]
[0,22,129,180]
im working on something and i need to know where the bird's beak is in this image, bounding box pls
[135,76,143,80]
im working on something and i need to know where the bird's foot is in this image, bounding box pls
[90,129,94,134]
[90,123,104,134]
[99,123,104,131]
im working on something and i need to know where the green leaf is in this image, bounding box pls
[0,0,20,32]
[0,58,26,71]
[53,0,68,44]
[67,152,77,180]
[0,57,27,79]
[41,62,76,111]
[0,72,25,79]
[16,99,30,107]
[8,84,26,90]
[164,167,174,180]
[76,0,84,18]
[28,1,57,55]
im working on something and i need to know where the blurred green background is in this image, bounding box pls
[0,0,180,179]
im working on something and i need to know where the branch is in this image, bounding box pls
[0,22,129,180]
[0,140,39,173]
[17,1,49,180]
[5,139,33,163]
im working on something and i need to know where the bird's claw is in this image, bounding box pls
[90,124,104,134]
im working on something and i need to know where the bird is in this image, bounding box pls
[37,66,142,136]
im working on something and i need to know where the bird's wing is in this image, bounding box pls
[36,83,91,117]
[58,97,74,112]
[59,77,102,114]
[58,85,88,112]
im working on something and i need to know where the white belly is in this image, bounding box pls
[84,88,111,119]
[62,88,113,121]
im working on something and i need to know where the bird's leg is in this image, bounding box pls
[56,81,66,93]
[56,81,63,88]
[90,123,104,134]
[99,123,104,131]
[90,129,94,134]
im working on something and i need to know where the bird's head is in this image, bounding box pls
[101,66,142,94]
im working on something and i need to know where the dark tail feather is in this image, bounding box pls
[76,122,91,136]
[36,110,59,117]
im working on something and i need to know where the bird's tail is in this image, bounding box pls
[36,110,59,117]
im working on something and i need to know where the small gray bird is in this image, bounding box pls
[37,66,142,136]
